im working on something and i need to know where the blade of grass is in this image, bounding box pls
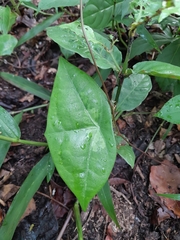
[0,72,51,100]
[98,181,119,227]
[16,12,62,47]
[0,153,52,240]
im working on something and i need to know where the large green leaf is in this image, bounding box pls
[0,72,51,100]
[83,0,113,29]
[116,74,152,112]
[0,34,17,56]
[98,181,119,227]
[45,57,116,210]
[0,153,52,240]
[38,0,88,10]
[155,38,180,95]
[47,21,121,71]
[133,61,180,80]
[154,95,180,124]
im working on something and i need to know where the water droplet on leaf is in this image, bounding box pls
[102,167,105,174]
[79,172,85,178]
[80,144,86,149]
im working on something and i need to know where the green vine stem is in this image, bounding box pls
[0,135,48,147]
[74,201,83,240]
[79,0,115,120]
[10,103,49,115]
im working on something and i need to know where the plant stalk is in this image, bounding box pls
[74,201,83,240]
[0,135,48,147]
[10,103,49,115]
[79,0,115,120]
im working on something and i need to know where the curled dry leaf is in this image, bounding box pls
[109,177,129,186]
[150,160,180,217]
[19,93,34,103]
[0,208,4,224]
[0,184,19,202]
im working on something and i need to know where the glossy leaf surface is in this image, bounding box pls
[98,181,119,226]
[155,95,180,124]
[133,61,180,80]
[116,135,135,168]
[0,153,52,240]
[45,57,116,210]
[116,74,152,112]
[47,21,121,71]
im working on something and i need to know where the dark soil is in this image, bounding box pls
[1,6,180,240]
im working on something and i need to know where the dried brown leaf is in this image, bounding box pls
[150,160,180,217]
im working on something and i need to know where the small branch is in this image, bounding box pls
[56,209,73,240]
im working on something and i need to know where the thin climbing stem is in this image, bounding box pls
[79,0,115,120]
[10,103,49,115]
[0,135,48,147]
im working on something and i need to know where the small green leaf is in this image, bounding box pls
[116,74,152,112]
[45,57,116,210]
[0,6,16,34]
[0,72,51,100]
[115,135,135,168]
[133,61,180,80]
[98,181,119,227]
[154,95,180,124]
[0,34,17,56]
[130,34,172,59]
[159,7,180,22]
[0,112,22,168]
[0,153,52,240]
[47,21,121,71]
[0,107,21,138]
[136,25,160,52]
[38,0,88,10]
